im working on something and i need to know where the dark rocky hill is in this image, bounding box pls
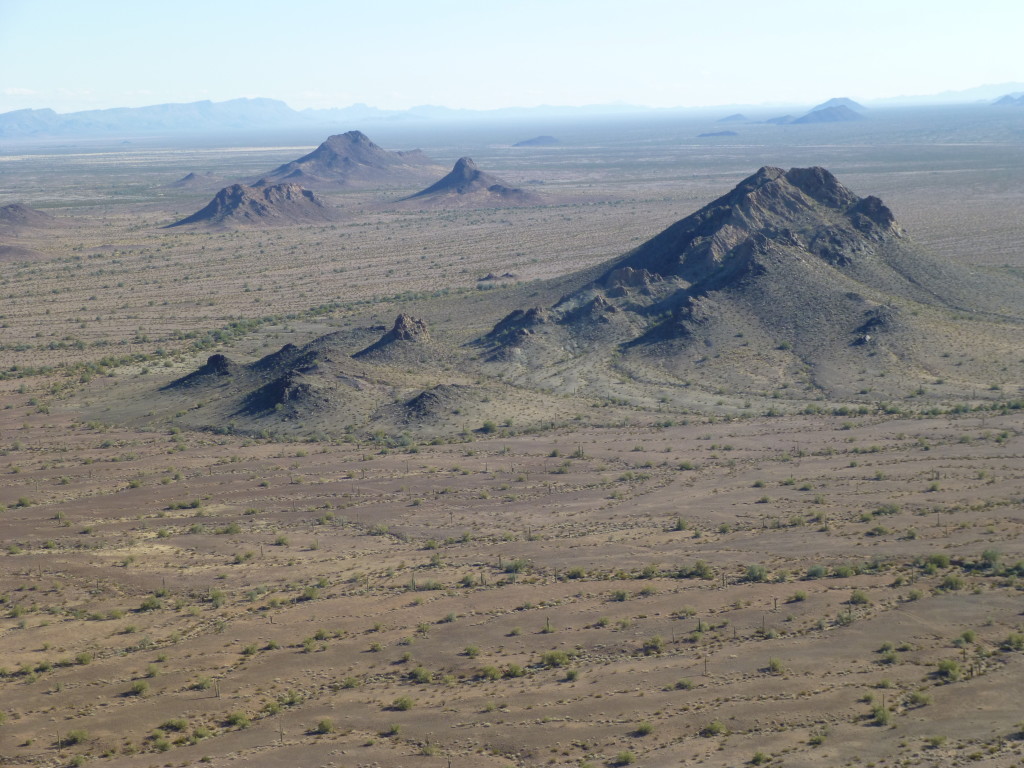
[401,157,543,206]
[166,182,338,228]
[146,166,1024,437]
[478,166,1023,398]
[260,131,440,187]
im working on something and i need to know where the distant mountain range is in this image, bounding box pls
[3,82,1024,139]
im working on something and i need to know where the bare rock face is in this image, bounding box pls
[390,314,430,341]
[352,314,435,361]
[165,353,239,389]
[166,182,337,228]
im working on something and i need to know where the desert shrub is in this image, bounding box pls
[980,549,1000,569]
[64,729,89,745]
[614,751,636,765]
[641,636,664,655]
[701,720,728,737]
[479,666,501,680]
[926,553,950,569]
[745,564,768,582]
[315,718,334,734]
[906,691,931,708]
[871,706,891,726]
[849,589,870,605]
[409,667,432,684]
[391,696,414,711]
[939,574,964,591]
[541,650,570,668]
[935,659,961,681]
[504,663,526,678]
[634,721,654,736]
[138,595,161,611]
[1001,633,1024,651]
[225,711,250,728]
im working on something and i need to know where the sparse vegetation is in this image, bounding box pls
[0,115,1020,768]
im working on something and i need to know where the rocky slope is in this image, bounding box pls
[401,157,542,206]
[478,166,1023,399]
[166,182,338,228]
[260,130,441,187]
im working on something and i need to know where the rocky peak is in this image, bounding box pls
[390,314,430,341]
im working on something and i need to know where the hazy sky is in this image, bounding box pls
[2,0,1022,113]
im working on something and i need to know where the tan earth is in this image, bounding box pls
[0,110,1023,767]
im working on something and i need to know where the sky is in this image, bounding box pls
[2,0,1023,114]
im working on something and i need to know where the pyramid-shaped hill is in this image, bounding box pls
[792,105,863,124]
[163,171,220,190]
[166,182,339,228]
[260,130,442,188]
[811,97,866,113]
[479,166,1024,399]
[400,157,543,207]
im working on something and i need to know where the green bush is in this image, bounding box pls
[935,659,961,681]
[701,720,727,737]
[541,650,570,668]
[849,589,870,605]
[745,564,768,582]
[64,729,89,745]
[871,705,891,726]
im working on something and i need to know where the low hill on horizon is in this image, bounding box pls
[259,131,442,188]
